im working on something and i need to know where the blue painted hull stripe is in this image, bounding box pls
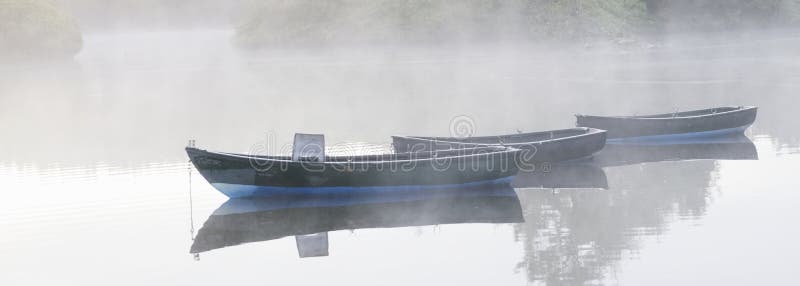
[606,126,749,145]
[214,188,518,215]
[211,176,515,198]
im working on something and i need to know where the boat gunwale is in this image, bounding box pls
[575,106,756,121]
[188,146,521,165]
[393,127,606,147]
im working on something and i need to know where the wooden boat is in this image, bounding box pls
[187,145,521,198]
[392,127,607,166]
[190,183,523,254]
[592,134,758,167]
[576,106,757,142]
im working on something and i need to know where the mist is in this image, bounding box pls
[1,1,799,286]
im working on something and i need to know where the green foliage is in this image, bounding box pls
[646,0,799,31]
[235,0,650,48]
[521,0,648,40]
[786,0,800,24]
[0,0,83,60]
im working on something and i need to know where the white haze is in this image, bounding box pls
[1,2,799,286]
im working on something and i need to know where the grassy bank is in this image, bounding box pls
[0,0,83,61]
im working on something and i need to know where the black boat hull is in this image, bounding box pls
[187,147,521,198]
[392,128,607,164]
[576,106,757,141]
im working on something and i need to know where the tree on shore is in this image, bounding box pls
[1,0,83,61]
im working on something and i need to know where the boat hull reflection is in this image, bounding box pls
[191,183,524,255]
[512,163,608,189]
[592,135,758,167]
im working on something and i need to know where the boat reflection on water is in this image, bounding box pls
[513,135,759,284]
[512,163,608,190]
[514,159,720,284]
[190,182,523,257]
[592,134,758,167]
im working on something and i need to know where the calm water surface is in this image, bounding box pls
[1,30,799,285]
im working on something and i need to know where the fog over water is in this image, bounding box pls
[2,5,800,285]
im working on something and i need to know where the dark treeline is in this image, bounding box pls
[235,0,649,47]
[645,0,800,31]
[3,0,799,59]
[236,0,800,48]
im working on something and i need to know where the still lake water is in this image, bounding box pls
[1,30,799,285]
